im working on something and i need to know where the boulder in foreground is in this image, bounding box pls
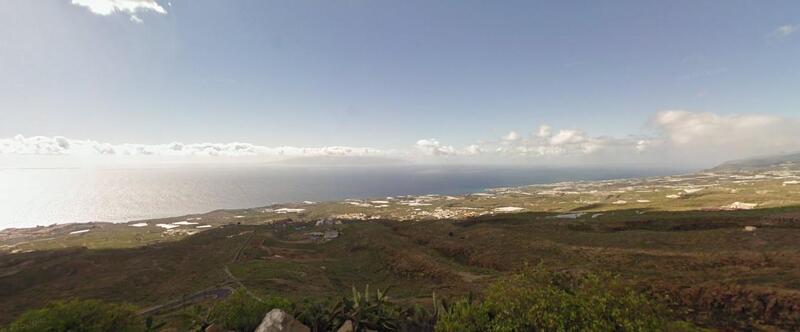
[254,309,310,332]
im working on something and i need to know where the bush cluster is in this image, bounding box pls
[4,299,144,332]
[4,266,700,331]
[208,290,292,332]
[436,265,684,331]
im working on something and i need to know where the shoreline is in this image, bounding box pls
[0,166,693,232]
[3,166,799,253]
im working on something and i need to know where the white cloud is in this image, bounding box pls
[428,125,647,160]
[464,144,482,155]
[0,135,385,159]
[536,125,551,138]
[502,131,522,142]
[769,24,799,38]
[406,111,800,166]
[414,139,456,156]
[550,129,586,145]
[654,111,786,145]
[71,0,167,22]
[652,110,800,159]
[635,140,650,152]
[4,111,799,167]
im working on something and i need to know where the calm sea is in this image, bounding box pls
[0,164,683,229]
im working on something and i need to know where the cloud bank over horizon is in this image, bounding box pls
[2,111,799,167]
[410,110,800,165]
[0,136,386,160]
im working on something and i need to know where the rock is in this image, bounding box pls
[308,231,324,240]
[254,309,310,332]
[743,226,757,232]
[493,206,525,213]
[336,320,354,332]
[323,230,339,240]
[723,202,758,210]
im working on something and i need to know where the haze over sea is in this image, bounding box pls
[0,165,684,230]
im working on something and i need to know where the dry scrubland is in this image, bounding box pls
[2,161,800,330]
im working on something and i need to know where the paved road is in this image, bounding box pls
[138,284,235,316]
[139,231,258,316]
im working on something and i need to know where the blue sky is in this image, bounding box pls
[0,1,798,166]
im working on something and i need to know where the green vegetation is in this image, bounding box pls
[209,290,291,332]
[5,206,800,329]
[3,163,800,330]
[436,265,687,331]
[3,299,143,332]
[434,296,492,332]
[5,267,701,331]
[328,286,399,330]
[292,286,406,331]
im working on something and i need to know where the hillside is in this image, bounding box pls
[5,208,800,329]
[711,152,800,172]
[4,161,800,254]
[2,163,800,329]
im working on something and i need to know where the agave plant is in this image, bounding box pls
[293,298,339,332]
[391,291,446,332]
[326,285,400,331]
[294,287,447,331]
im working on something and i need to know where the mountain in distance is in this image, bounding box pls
[710,151,800,172]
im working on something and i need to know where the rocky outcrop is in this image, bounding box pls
[254,309,310,332]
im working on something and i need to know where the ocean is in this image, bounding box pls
[0,164,683,229]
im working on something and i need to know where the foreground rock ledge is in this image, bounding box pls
[254,309,310,332]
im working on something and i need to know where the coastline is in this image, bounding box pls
[3,166,799,253]
[0,164,688,231]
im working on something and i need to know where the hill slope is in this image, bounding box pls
[5,208,800,329]
[712,152,800,171]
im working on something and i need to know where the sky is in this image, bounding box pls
[0,0,799,167]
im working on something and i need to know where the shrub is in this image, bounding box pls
[484,265,667,331]
[398,302,439,332]
[328,285,401,331]
[434,297,491,332]
[437,265,679,332]
[211,289,291,332]
[293,298,337,332]
[6,299,144,332]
